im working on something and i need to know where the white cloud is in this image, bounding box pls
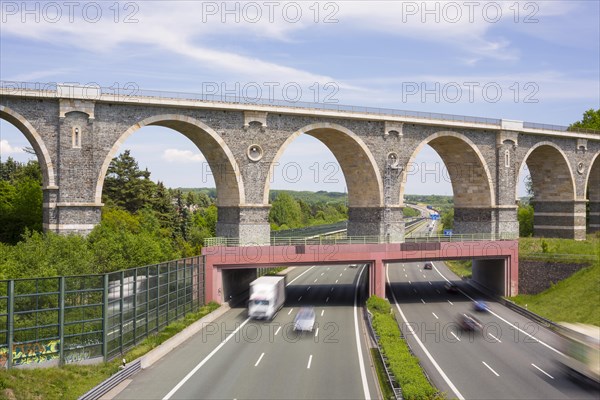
[0,139,25,155]
[162,149,206,163]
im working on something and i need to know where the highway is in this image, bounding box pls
[387,263,599,399]
[115,265,379,399]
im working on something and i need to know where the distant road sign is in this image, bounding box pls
[443,229,453,236]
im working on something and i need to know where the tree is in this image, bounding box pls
[103,150,156,213]
[570,109,600,130]
[518,204,534,237]
[269,193,302,228]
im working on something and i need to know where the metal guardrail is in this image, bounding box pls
[205,231,518,247]
[365,310,403,400]
[3,80,599,135]
[78,359,141,400]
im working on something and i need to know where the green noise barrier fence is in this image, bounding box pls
[0,256,205,369]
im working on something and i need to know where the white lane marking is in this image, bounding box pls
[307,286,311,291]
[428,281,432,285]
[413,288,417,293]
[436,289,441,294]
[335,279,339,284]
[321,310,324,317]
[327,267,330,270]
[314,278,318,283]
[287,266,315,286]
[307,354,313,369]
[405,274,408,278]
[254,352,265,367]
[447,300,453,305]
[344,267,347,271]
[386,266,465,400]
[330,287,334,292]
[326,297,330,303]
[431,262,564,356]
[321,272,324,276]
[339,273,343,277]
[532,363,554,379]
[288,308,293,315]
[315,328,319,338]
[353,265,370,399]
[451,332,461,342]
[162,318,250,399]
[298,296,302,301]
[432,312,439,319]
[408,280,412,285]
[482,361,499,377]
[488,333,502,343]
[275,326,281,336]
[423,274,426,278]
[420,299,425,304]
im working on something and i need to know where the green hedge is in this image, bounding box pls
[367,296,443,400]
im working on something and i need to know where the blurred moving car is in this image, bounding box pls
[555,322,600,385]
[457,313,482,331]
[445,282,459,293]
[294,307,316,332]
[473,300,489,312]
[423,262,433,270]
[349,264,359,268]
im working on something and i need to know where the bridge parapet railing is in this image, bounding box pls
[204,232,519,247]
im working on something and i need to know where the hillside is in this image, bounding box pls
[511,262,600,326]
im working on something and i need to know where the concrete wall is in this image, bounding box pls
[472,259,506,295]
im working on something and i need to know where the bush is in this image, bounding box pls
[367,295,391,315]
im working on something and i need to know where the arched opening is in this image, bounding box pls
[517,143,578,239]
[266,123,383,238]
[0,114,47,243]
[586,153,600,234]
[402,132,494,236]
[95,115,243,255]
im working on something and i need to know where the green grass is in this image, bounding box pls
[519,235,599,263]
[444,260,472,278]
[370,348,396,400]
[366,296,445,400]
[511,262,600,326]
[0,302,220,400]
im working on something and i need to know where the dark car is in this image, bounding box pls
[445,282,459,293]
[423,262,433,270]
[457,313,482,331]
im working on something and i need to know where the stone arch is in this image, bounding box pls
[401,131,495,208]
[95,114,244,206]
[264,122,383,207]
[517,142,576,202]
[585,152,600,202]
[0,105,55,188]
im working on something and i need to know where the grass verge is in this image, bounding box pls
[0,302,220,400]
[519,235,599,263]
[370,348,396,400]
[366,296,445,400]
[444,260,472,278]
[510,262,600,326]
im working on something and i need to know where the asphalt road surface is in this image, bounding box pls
[387,260,599,400]
[115,264,379,399]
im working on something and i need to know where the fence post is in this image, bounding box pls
[102,274,109,361]
[58,277,65,365]
[7,280,14,369]
[166,264,171,325]
[175,261,180,319]
[133,268,137,345]
[119,271,124,355]
[145,266,149,338]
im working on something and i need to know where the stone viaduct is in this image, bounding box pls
[1,82,599,244]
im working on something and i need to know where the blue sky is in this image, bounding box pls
[1,0,598,196]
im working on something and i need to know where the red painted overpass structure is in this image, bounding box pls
[202,240,519,304]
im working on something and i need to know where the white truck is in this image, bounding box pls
[555,322,600,385]
[248,275,286,320]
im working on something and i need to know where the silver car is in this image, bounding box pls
[293,307,316,332]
